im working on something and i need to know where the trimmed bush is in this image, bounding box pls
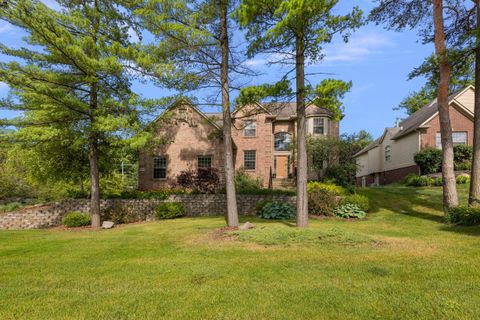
[414,148,442,175]
[176,168,220,193]
[446,206,480,226]
[258,202,295,220]
[403,174,434,187]
[456,175,470,185]
[63,211,91,227]
[340,194,370,212]
[255,200,270,215]
[155,202,186,219]
[333,204,366,219]
[103,203,138,224]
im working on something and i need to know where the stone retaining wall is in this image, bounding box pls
[0,194,296,230]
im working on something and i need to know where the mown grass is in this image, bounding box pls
[1,184,480,319]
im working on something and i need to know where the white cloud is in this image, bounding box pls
[41,0,60,10]
[0,82,9,91]
[323,30,395,63]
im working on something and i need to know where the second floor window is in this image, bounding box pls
[274,132,292,151]
[385,145,391,162]
[313,118,325,135]
[244,150,256,170]
[244,120,256,137]
[198,155,212,169]
[153,156,167,179]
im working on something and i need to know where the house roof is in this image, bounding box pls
[353,127,401,157]
[392,85,474,140]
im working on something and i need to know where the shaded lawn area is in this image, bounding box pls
[1,185,480,319]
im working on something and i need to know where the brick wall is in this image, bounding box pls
[0,195,296,230]
[421,105,474,149]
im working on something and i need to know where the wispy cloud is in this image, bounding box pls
[323,30,395,63]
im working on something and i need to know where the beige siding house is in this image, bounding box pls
[354,86,475,186]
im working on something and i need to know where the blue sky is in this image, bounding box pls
[0,0,434,138]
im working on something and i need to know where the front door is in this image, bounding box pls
[275,155,289,178]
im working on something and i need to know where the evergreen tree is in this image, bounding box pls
[0,0,155,226]
[235,0,362,228]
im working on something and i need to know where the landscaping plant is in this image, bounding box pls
[62,212,91,228]
[446,206,480,226]
[340,194,370,212]
[333,204,366,219]
[155,202,186,220]
[258,202,295,220]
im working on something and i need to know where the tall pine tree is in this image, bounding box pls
[0,0,155,226]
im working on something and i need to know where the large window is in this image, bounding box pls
[385,145,391,162]
[153,156,167,179]
[244,150,256,170]
[197,155,212,169]
[244,120,256,137]
[274,132,292,151]
[436,131,467,149]
[313,117,325,135]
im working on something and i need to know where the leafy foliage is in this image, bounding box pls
[404,174,434,187]
[414,149,442,175]
[176,168,220,194]
[308,189,339,216]
[446,206,480,226]
[340,194,370,212]
[63,212,91,228]
[456,175,470,185]
[155,202,186,220]
[103,203,139,224]
[333,204,366,219]
[257,202,295,220]
[234,168,263,192]
[453,145,473,170]
[307,181,346,195]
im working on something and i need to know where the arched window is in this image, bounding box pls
[274,132,292,151]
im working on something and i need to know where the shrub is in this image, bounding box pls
[0,202,22,213]
[433,177,443,186]
[307,181,346,195]
[176,168,220,193]
[403,174,434,187]
[63,211,91,227]
[255,200,270,215]
[414,148,442,175]
[308,189,339,216]
[238,188,296,196]
[340,194,370,212]
[446,206,480,226]
[155,202,186,219]
[456,160,472,171]
[456,175,470,184]
[258,202,295,220]
[103,203,138,224]
[234,168,263,192]
[454,145,473,164]
[333,204,366,219]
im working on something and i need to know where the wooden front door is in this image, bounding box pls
[275,155,289,178]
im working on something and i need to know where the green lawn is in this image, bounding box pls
[1,185,480,319]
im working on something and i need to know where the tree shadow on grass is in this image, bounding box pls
[360,186,480,236]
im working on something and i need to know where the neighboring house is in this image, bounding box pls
[138,99,339,190]
[354,85,475,187]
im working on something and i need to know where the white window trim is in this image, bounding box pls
[244,120,256,137]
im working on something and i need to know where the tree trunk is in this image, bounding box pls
[219,0,239,227]
[433,0,458,210]
[89,82,101,228]
[295,36,308,228]
[470,0,480,206]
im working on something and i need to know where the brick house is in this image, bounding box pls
[354,85,475,187]
[138,99,339,190]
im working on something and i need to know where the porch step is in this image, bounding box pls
[272,178,296,190]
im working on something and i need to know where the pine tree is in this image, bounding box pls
[235,0,362,228]
[0,0,154,226]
